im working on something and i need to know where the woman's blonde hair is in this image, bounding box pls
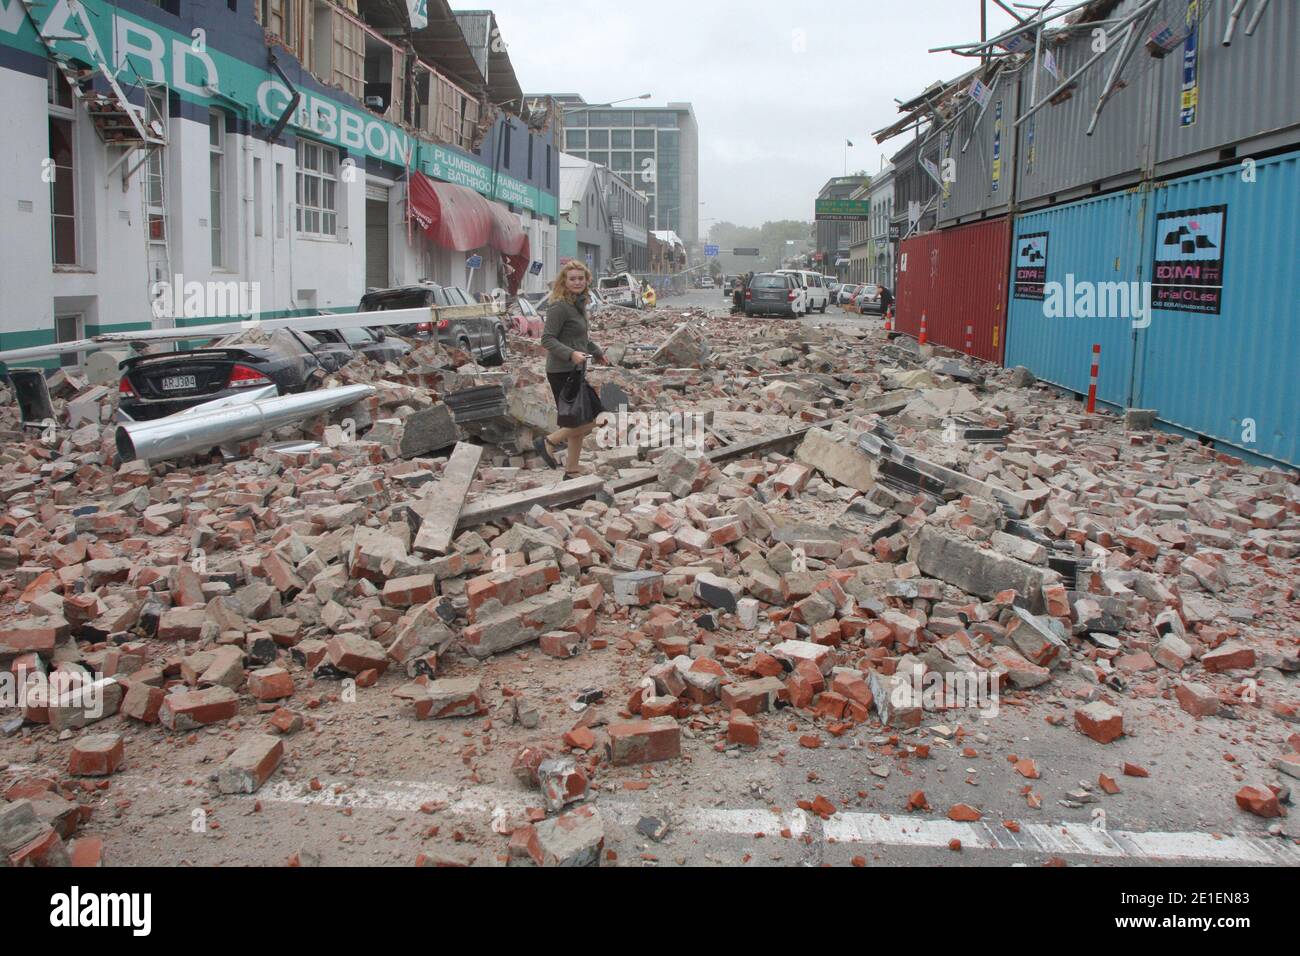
[550,260,592,304]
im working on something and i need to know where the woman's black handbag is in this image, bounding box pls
[556,366,603,427]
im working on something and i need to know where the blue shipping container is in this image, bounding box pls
[1006,149,1300,469]
[1004,189,1148,411]
[1136,152,1300,469]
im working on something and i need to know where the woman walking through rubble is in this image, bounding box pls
[536,260,605,477]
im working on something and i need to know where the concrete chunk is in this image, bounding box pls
[911,526,1052,613]
[795,428,876,493]
[519,806,605,867]
[461,591,574,659]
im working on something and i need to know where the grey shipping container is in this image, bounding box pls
[933,0,1300,221]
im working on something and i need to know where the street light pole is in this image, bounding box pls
[563,93,653,115]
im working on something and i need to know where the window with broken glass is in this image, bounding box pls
[47,64,77,266]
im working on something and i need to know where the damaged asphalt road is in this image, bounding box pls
[0,297,1297,867]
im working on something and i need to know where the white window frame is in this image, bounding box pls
[253,157,264,238]
[275,162,286,239]
[295,139,339,239]
[144,89,168,247]
[55,313,84,367]
[47,64,78,267]
[209,108,227,268]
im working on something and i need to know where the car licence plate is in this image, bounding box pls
[161,375,197,391]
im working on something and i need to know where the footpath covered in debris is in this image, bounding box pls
[1,305,1297,867]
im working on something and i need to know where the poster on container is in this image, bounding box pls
[1043,49,1060,81]
[998,33,1034,56]
[1013,232,1049,299]
[1152,205,1226,314]
[1180,1,1200,126]
[991,102,1003,192]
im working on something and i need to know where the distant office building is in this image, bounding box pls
[540,96,699,247]
[869,164,896,286]
[815,175,870,280]
[559,153,648,274]
[847,183,871,286]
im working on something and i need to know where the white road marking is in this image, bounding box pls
[824,813,1300,864]
[231,774,1299,864]
[6,762,1294,865]
[246,777,811,839]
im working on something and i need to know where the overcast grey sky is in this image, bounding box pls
[482,0,1022,228]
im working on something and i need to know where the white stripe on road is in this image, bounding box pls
[248,777,811,840]
[824,814,1298,864]
[238,775,1298,864]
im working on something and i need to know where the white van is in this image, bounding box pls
[775,269,830,314]
[597,273,643,309]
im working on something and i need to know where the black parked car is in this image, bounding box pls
[358,284,507,365]
[743,273,800,318]
[311,326,411,363]
[118,329,336,421]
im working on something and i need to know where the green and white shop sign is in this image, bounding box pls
[1,0,556,217]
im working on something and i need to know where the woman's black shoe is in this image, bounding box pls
[534,437,558,469]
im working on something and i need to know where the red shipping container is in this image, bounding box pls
[894,216,1011,365]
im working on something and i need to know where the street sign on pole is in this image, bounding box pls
[465,254,482,291]
[704,244,719,257]
[733,247,760,256]
[815,199,870,221]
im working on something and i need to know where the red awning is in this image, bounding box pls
[487,200,531,292]
[408,171,531,294]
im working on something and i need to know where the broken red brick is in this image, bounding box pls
[120,682,164,724]
[1174,681,1220,718]
[1234,784,1285,819]
[539,631,582,659]
[1201,642,1255,673]
[1074,701,1124,744]
[158,686,239,731]
[607,717,680,766]
[69,734,124,776]
[247,667,294,702]
[563,727,596,751]
[727,712,760,748]
[1014,758,1040,779]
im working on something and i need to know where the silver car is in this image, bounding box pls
[744,273,800,317]
[854,286,883,315]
